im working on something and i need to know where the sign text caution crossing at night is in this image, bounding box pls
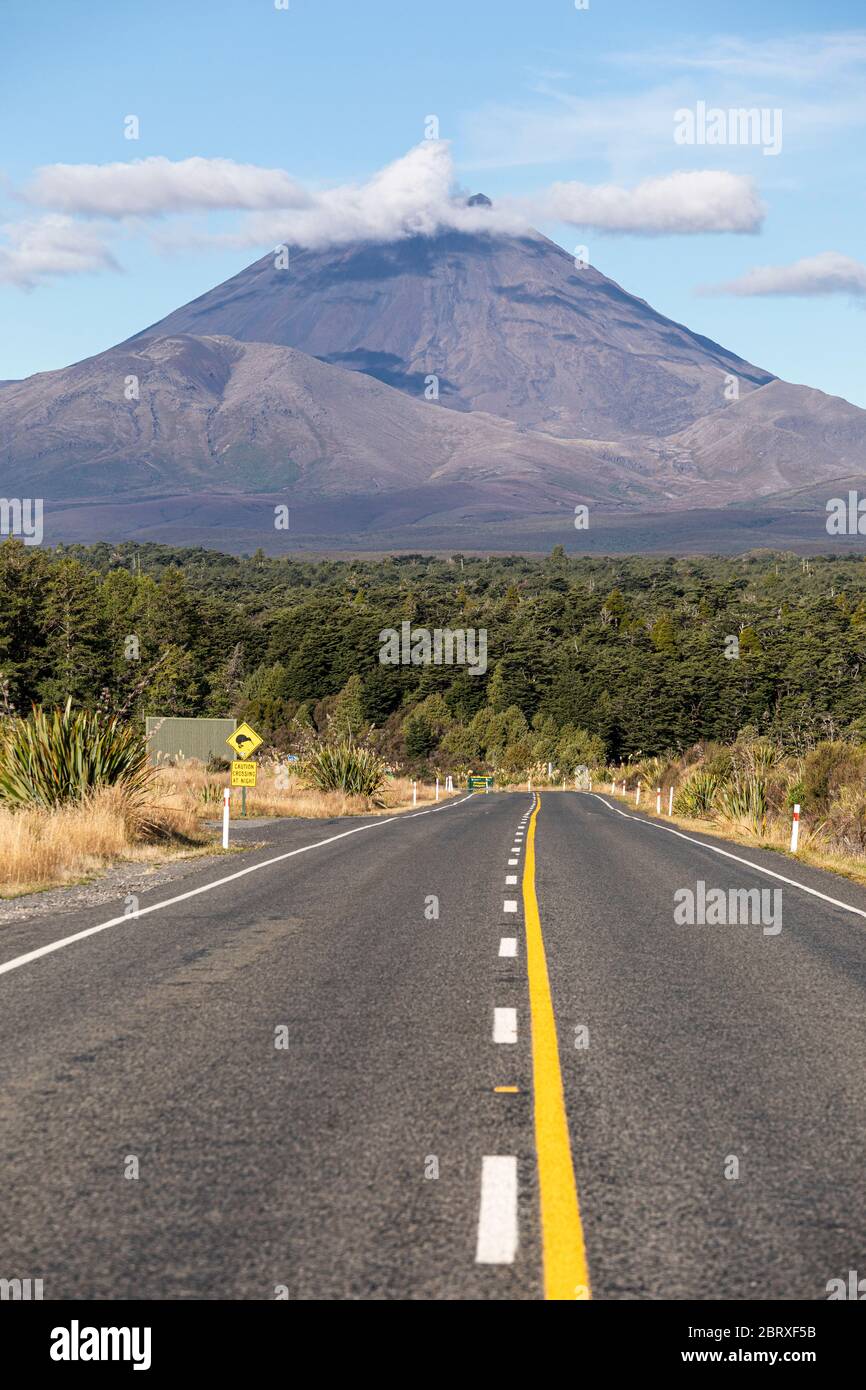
[230,760,258,788]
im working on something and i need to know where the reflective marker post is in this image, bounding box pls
[222,788,230,849]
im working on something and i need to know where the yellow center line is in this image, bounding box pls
[523,794,591,1301]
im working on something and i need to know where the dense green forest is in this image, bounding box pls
[2,538,866,773]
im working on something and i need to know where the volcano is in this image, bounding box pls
[129,224,775,440]
[2,219,864,552]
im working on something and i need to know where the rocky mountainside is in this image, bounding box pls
[129,225,775,440]
[2,214,864,550]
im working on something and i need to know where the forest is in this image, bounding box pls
[2,538,866,776]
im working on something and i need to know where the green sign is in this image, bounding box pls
[467,774,494,790]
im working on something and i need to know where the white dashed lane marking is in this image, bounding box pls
[493,1007,518,1042]
[503,900,518,913]
[475,1156,518,1264]
[499,937,517,958]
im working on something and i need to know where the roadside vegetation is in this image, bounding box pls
[0,700,445,896]
[5,538,866,891]
[158,758,445,822]
[597,734,866,886]
[0,700,206,896]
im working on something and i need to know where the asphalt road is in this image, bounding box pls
[0,790,864,1301]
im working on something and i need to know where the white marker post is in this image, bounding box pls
[413,780,417,806]
[668,786,674,816]
[435,776,440,802]
[790,803,801,853]
[656,787,661,814]
[635,784,640,807]
[222,787,230,849]
[621,780,626,796]
[610,779,614,794]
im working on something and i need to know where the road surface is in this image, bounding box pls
[0,790,864,1300]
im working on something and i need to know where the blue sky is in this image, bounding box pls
[2,0,865,405]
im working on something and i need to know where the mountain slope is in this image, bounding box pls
[3,219,866,551]
[0,332,657,510]
[129,226,775,440]
[659,379,866,502]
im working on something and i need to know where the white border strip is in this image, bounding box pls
[590,794,866,920]
[0,794,477,980]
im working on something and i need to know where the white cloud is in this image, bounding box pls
[699,251,866,297]
[150,148,762,250]
[0,215,119,287]
[25,156,310,217]
[543,170,764,234]
[213,141,531,249]
[1,143,769,286]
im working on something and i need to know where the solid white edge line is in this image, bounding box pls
[475,1155,518,1264]
[0,793,479,980]
[589,793,866,921]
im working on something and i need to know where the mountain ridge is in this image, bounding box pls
[2,222,864,550]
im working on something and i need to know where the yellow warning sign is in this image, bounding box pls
[226,721,263,757]
[230,760,258,788]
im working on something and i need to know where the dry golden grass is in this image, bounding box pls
[0,785,207,897]
[0,762,450,898]
[155,762,452,820]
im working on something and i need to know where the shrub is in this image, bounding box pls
[701,743,734,780]
[817,786,866,854]
[718,776,769,836]
[733,738,781,779]
[801,741,866,814]
[403,712,437,759]
[636,754,668,790]
[0,700,152,810]
[301,742,387,802]
[673,771,720,819]
[558,727,606,772]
